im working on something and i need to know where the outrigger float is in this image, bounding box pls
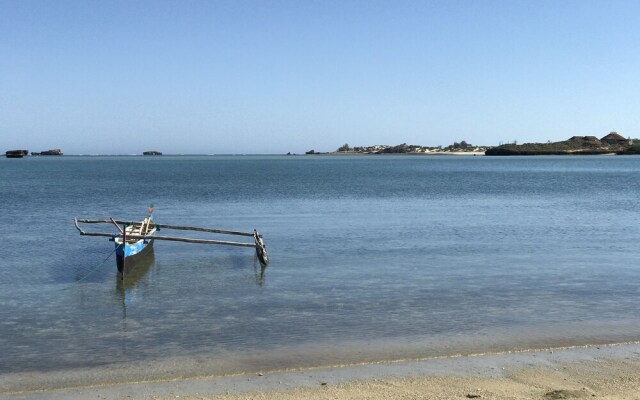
[74,206,269,278]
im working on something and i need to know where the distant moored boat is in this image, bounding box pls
[5,150,28,158]
[39,149,63,156]
[143,151,162,156]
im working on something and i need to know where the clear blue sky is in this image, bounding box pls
[2,0,640,154]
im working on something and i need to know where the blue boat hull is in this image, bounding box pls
[116,239,155,274]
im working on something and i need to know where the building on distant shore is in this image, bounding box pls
[600,132,628,145]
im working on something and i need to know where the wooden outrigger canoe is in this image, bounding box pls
[74,207,269,278]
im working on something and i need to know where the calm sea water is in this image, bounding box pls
[1,155,640,388]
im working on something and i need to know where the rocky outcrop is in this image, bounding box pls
[486,133,634,156]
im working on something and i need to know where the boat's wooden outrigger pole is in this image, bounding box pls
[110,218,124,234]
[112,233,257,247]
[76,219,255,237]
[74,218,269,265]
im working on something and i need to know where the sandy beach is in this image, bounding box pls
[3,342,640,400]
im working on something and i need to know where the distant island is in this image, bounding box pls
[306,141,487,155]
[304,132,640,156]
[485,132,640,156]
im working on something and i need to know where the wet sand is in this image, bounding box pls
[2,342,640,400]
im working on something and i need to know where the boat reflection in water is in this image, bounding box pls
[115,249,156,319]
[115,250,268,320]
[254,257,267,287]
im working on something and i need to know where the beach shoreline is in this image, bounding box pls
[3,342,640,400]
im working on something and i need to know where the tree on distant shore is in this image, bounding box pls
[447,140,471,150]
[337,143,351,152]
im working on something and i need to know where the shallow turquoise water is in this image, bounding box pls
[1,155,639,379]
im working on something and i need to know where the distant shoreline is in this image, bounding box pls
[304,151,486,156]
[8,132,640,158]
[4,152,488,157]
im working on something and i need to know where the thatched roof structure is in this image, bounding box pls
[601,132,627,144]
[567,136,602,148]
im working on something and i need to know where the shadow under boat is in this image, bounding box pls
[254,255,268,287]
[115,249,156,322]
